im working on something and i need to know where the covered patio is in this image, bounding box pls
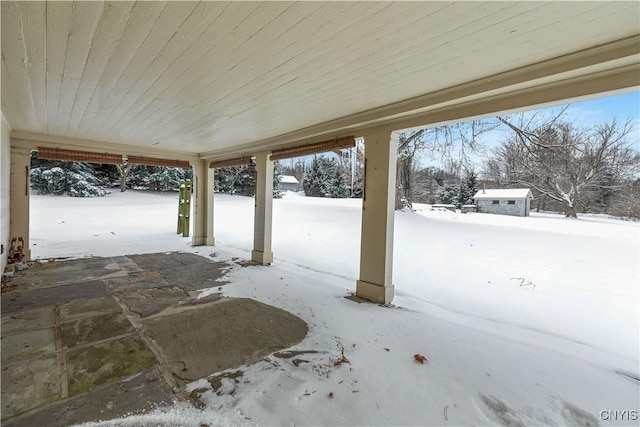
[2,1,638,306]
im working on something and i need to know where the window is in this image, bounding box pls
[492,200,499,204]
[507,200,515,205]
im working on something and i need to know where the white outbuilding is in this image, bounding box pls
[473,189,533,217]
[279,175,300,192]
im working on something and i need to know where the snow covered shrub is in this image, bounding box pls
[30,163,108,197]
[30,167,67,195]
[67,172,108,197]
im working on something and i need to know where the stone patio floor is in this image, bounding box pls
[1,252,307,426]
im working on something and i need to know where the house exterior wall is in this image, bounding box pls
[476,198,529,216]
[1,116,11,271]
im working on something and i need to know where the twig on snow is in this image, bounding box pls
[511,277,536,289]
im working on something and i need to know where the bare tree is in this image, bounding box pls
[396,130,425,209]
[395,120,498,210]
[608,178,640,219]
[115,161,131,192]
[485,114,639,217]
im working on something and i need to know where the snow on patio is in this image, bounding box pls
[28,190,639,426]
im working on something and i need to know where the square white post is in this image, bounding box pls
[356,131,398,303]
[251,152,274,264]
[191,160,215,246]
[10,147,31,261]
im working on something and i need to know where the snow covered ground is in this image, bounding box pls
[28,190,639,426]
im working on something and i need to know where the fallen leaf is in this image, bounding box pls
[414,354,428,364]
[333,341,351,366]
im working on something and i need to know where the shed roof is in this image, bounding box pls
[280,175,299,184]
[473,189,533,200]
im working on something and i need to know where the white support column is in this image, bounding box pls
[9,147,31,261]
[356,131,398,304]
[251,152,274,265]
[191,160,215,246]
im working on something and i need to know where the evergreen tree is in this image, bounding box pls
[433,170,477,208]
[236,163,257,196]
[30,150,193,195]
[437,184,459,206]
[127,165,192,191]
[273,161,283,199]
[302,156,349,198]
[214,161,282,198]
[30,153,108,197]
[457,170,478,206]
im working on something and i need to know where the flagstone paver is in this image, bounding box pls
[1,252,307,426]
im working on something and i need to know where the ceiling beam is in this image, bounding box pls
[270,136,355,161]
[364,63,640,135]
[10,131,199,162]
[209,157,254,168]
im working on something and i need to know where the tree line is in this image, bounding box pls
[30,152,283,198]
[281,109,639,219]
[485,113,639,218]
[30,153,194,196]
[29,107,639,219]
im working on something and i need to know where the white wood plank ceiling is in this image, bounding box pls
[2,1,639,159]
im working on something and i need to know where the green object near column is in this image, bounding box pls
[177,179,192,237]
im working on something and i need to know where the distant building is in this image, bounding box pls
[280,175,299,192]
[473,188,533,217]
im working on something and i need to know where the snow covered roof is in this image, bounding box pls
[473,188,533,200]
[280,175,299,184]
